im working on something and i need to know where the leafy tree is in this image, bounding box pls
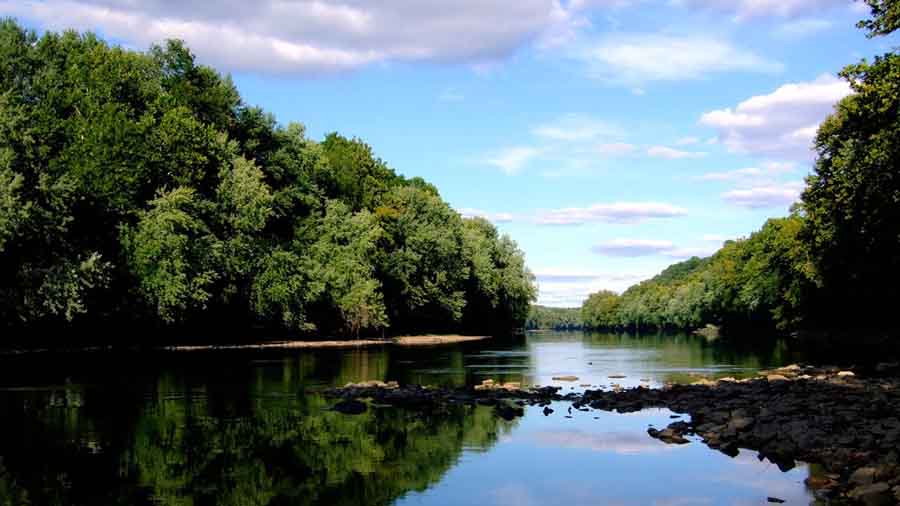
[121,188,219,324]
[802,52,900,327]
[858,0,900,37]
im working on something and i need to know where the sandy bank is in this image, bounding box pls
[162,334,490,352]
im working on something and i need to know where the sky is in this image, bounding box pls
[4,0,897,307]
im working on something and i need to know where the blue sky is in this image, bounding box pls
[5,0,897,306]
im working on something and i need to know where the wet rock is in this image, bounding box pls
[333,399,367,415]
[608,374,627,379]
[848,482,892,505]
[766,497,785,503]
[850,467,877,486]
[552,376,579,382]
[543,406,554,416]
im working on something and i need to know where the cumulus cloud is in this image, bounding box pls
[579,34,783,84]
[721,181,805,208]
[592,239,717,258]
[700,74,852,159]
[671,0,851,20]
[647,146,707,160]
[458,208,514,223]
[535,201,688,225]
[483,146,542,175]
[1,0,584,74]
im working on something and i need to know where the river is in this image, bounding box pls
[0,331,824,505]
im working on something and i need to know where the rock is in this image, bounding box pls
[543,406,554,416]
[892,485,900,501]
[552,375,579,382]
[766,497,785,503]
[838,371,856,377]
[805,476,835,490]
[850,467,877,486]
[648,427,689,445]
[608,374,627,379]
[333,399,367,415]
[766,374,789,381]
[728,416,755,431]
[848,482,892,505]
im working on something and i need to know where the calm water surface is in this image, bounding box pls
[0,331,824,505]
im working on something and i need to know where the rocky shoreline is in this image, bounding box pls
[324,364,900,505]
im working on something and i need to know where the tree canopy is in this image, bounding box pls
[0,20,536,342]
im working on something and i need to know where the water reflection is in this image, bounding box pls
[0,331,817,505]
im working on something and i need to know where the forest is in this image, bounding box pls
[0,20,536,342]
[525,305,582,330]
[583,2,900,336]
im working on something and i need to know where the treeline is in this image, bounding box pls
[0,20,536,341]
[583,2,900,335]
[526,306,583,330]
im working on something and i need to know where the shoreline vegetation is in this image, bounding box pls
[0,19,536,345]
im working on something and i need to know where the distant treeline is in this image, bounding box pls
[526,306,583,330]
[0,20,536,341]
[583,3,900,336]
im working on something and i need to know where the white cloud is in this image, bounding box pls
[535,201,688,225]
[647,146,707,160]
[675,136,701,146]
[773,19,834,38]
[721,181,804,208]
[483,146,542,175]
[579,34,783,84]
[700,74,853,159]
[592,239,716,258]
[535,269,650,306]
[671,0,851,20]
[532,114,621,142]
[592,238,675,256]
[1,0,585,74]
[597,142,636,155]
[458,208,514,223]
[699,161,796,182]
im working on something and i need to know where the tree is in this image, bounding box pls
[121,187,219,324]
[802,53,900,327]
[858,0,900,37]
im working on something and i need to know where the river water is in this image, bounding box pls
[0,331,824,505]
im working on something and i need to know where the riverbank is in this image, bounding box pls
[162,334,491,351]
[324,363,900,505]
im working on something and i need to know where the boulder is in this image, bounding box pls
[848,482,892,506]
[850,467,877,486]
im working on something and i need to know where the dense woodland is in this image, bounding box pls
[583,2,900,336]
[525,306,582,330]
[0,20,536,341]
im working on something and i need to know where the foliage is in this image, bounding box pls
[526,305,582,330]
[0,20,535,340]
[857,0,900,37]
[582,216,817,333]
